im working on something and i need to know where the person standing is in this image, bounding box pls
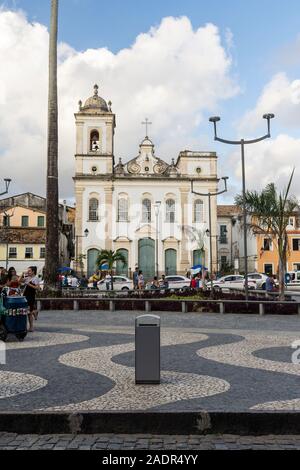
[133,267,139,290]
[20,266,40,332]
[138,270,145,290]
[266,273,275,294]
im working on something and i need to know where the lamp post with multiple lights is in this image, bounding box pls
[0,179,11,197]
[191,177,228,292]
[209,114,274,300]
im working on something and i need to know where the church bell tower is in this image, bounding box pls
[74,84,116,176]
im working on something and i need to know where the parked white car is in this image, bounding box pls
[247,273,269,290]
[95,275,132,291]
[164,275,191,290]
[213,275,256,291]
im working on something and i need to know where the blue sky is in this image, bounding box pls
[1,0,300,200]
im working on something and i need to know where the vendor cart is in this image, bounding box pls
[0,289,28,342]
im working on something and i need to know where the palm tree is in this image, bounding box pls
[95,250,127,291]
[44,0,59,291]
[235,170,299,299]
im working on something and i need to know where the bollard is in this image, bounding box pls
[135,314,160,384]
[181,301,187,313]
[109,300,115,312]
[73,300,79,311]
[145,301,151,312]
[219,302,225,314]
[259,303,264,315]
[37,300,41,312]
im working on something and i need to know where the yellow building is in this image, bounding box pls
[256,216,300,274]
[0,193,75,275]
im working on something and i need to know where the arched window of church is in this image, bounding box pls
[166,199,175,223]
[142,199,151,223]
[89,198,99,221]
[90,130,100,152]
[118,198,128,222]
[194,200,204,223]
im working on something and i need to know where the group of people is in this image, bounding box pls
[132,268,169,290]
[0,266,40,332]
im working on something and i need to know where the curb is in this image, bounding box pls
[0,411,300,435]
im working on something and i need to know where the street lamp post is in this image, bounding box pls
[209,114,274,300]
[191,177,228,292]
[75,228,89,275]
[154,201,161,279]
[0,179,11,197]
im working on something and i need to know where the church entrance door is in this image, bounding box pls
[87,248,100,277]
[138,238,155,280]
[165,249,177,275]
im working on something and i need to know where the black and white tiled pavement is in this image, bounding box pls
[0,310,300,412]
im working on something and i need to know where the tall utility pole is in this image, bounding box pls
[44,0,59,289]
[209,114,274,300]
[191,177,228,292]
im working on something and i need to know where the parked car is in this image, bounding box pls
[164,275,191,290]
[212,275,256,291]
[247,272,269,290]
[248,272,279,290]
[94,275,132,291]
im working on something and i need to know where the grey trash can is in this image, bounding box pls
[135,314,160,384]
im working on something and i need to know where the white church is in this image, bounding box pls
[74,85,219,278]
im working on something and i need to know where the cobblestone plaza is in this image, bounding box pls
[0,311,300,413]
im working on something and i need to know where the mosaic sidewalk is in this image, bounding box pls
[0,311,300,412]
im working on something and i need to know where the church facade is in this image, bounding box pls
[74,85,219,279]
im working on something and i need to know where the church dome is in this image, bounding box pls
[82,84,109,112]
[140,136,154,146]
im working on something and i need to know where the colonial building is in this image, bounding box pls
[0,193,75,274]
[74,85,219,278]
[256,213,300,275]
[217,205,257,274]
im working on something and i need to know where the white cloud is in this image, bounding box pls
[228,71,300,200]
[239,72,300,134]
[228,134,300,199]
[0,10,239,198]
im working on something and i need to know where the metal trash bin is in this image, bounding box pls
[135,314,160,384]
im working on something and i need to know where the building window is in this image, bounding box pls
[22,216,29,227]
[3,215,10,227]
[118,198,128,222]
[37,216,45,227]
[40,247,46,259]
[89,198,99,221]
[9,247,17,259]
[263,238,272,251]
[289,217,295,227]
[90,130,100,152]
[292,239,300,251]
[166,199,175,223]
[219,225,228,244]
[142,199,151,223]
[194,200,203,223]
[264,264,273,275]
[25,247,33,259]
[293,263,300,271]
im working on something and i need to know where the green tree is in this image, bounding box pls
[235,170,298,299]
[44,0,59,290]
[95,250,127,291]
